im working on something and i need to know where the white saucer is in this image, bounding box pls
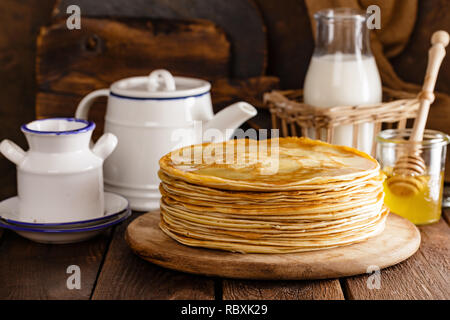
[0,192,128,226]
[0,192,131,244]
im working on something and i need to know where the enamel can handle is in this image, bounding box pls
[0,139,26,166]
[92,133,118,160]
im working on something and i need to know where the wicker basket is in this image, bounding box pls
[264,87,420,156]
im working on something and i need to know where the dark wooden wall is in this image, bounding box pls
[1,0,449,200]
[0,0,56,198]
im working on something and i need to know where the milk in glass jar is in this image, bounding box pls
[304,8,382,154]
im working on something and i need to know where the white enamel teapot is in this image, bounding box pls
[75,70,257,211]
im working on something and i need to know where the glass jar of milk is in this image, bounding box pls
[304,8,382,154]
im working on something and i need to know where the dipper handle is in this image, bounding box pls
[410,30,449,142]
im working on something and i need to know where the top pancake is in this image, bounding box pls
[159,137,379,191]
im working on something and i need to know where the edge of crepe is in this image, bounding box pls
[159,137,380,191]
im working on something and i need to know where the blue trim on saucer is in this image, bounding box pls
[0,208,131,233]
[21,118,95,135]
[4,205,128,227]
[110,90,209,101]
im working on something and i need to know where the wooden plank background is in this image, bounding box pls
[53,0,267,79]
[0,0,449,301]
[35,14,279,138]
[2,0,449,184]
[0,0,56,199]
[35,17,231,137]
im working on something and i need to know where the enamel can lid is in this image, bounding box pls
[110,69,211,99]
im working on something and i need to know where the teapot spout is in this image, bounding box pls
[203,102,257,142]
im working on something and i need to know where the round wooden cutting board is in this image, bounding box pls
[126,211,421,280]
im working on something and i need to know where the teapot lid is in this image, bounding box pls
[110,69,211,99]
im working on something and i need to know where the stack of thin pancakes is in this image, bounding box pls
[158,137,388,254]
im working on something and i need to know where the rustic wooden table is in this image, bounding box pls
[0,173,448,300]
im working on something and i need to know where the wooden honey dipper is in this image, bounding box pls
[387,30,449,197]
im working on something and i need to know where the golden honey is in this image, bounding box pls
[383,168,444,225]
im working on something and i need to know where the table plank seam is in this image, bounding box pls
[0,229,5,247]
[214,278,223,300]
[89,226,117,300]
[339,278,351,300]
[443,208,450,227]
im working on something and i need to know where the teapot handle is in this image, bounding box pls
[0,139,26,166]
[75,89,110,120]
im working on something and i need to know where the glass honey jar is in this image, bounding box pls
[376,129,449,225]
